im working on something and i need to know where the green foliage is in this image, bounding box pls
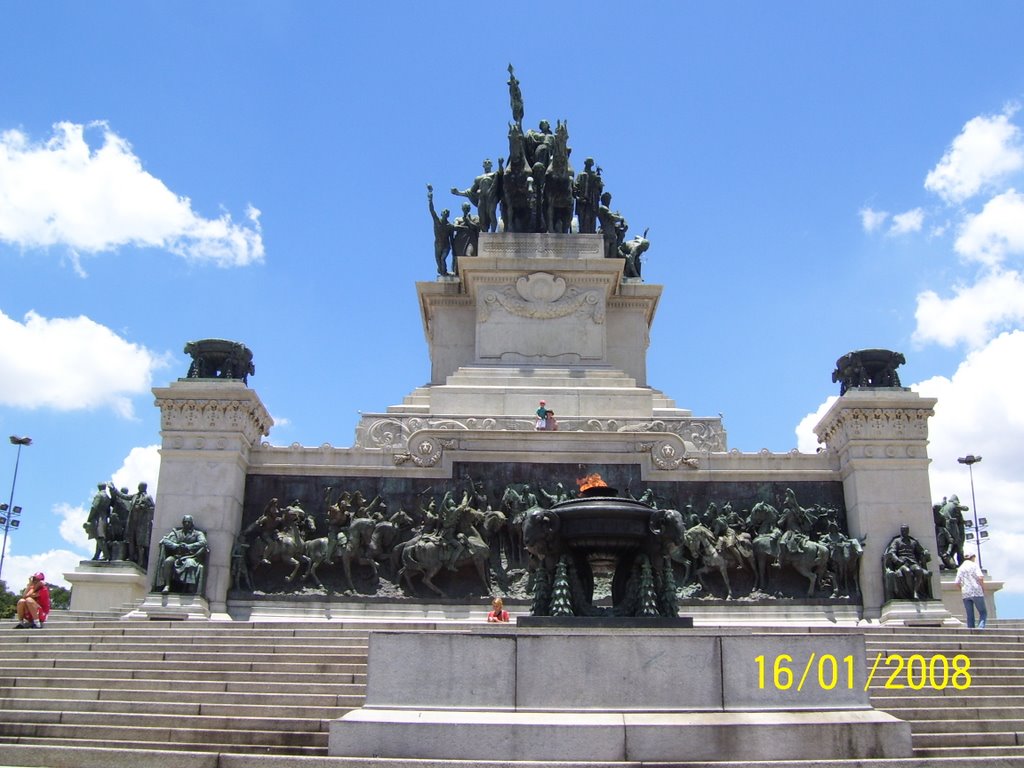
[0,580,18,619]
[47,583,72,611]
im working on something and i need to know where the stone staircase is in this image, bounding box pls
[865,623,1024,761]
[0,615,1021,767]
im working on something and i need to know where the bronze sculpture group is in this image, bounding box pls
[235,482,507,597]
[934,494,968,570]
[429,65,649,277]
[84,481,155,569]
[234,479,867,606]
[183,339,255,384]
[832,349,905,395]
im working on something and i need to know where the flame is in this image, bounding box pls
[577,473,608,492]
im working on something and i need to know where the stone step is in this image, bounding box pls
[0,721,328,749]
[909,719,1024,734]
[0,735,324,757]
[912,731,1022,748]
[0,695,345,720]
[0,676,364,695]
[1,620,1021,767]
[1,744,1023,768]
[872,683,1024,697]
[873,693,1024,709]
[0,708,329,735]
[886,705,1024,721]
[913,745,1024,758]
[0,685,362,708]
[0,666,362,684]
[864,643,1024,656]
[9,636,369,650]
[0,651,365,668]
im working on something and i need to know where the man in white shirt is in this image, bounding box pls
[954,553,987,629]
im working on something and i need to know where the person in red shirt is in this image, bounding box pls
[486,597,510,623]
[14,572,50,628]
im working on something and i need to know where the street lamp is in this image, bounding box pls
[957,454,985,569]
[0,436,32,585]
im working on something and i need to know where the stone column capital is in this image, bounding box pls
[153,380,273,451]
[814,390,936,460]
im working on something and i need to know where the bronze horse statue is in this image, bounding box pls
[544,120,573,234]
[246,520,340,589]
[502,123,533,233]
[398,531,491,597]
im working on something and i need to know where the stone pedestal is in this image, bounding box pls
[65,560,148,613]
[937,570,1003,624]
[330,629,911,762]
[151,379,272,616]
[418,233,661,392]
[879,599,955,626]
[814,389,939,620]
[128,592,211,620]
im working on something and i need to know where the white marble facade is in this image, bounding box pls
[134,233,954,621]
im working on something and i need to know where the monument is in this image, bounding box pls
[60,62,1001,762]
[108,65,962,625]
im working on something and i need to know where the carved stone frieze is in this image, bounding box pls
[479,273,604,324]
[392,435,457,467]
[356,414,725,453]
[477,233,604,260]
[637,440,700,470]
[155,396,272,447]
[816,405,934,456]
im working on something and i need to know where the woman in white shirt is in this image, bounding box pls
[954,553,987,629]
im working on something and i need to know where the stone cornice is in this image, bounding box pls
[153,381,273,447]
[354,414,726,453]
[814,391,936,457]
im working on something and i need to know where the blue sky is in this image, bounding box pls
[2,3,1023,614]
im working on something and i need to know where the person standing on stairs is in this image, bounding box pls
[955,552,987,629]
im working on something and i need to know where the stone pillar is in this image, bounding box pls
[814,389,943,621]
[151,380,272,616]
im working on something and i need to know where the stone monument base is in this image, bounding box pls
[65,560,149,613]
[329,628,911,762]
[879,599,954,626]
[128,592,211,621]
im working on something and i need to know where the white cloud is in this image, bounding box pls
[889,208,924,235]
[111,445,161,495]
[913,269,1024,349]
[0,122,263,267]
[55,502,92,551]
[2,548,86,590]
[795,396,837,452]
[43,444,161,569]
[859,207,889,233]
[916,331,1024,591]
[924,108,1024,204]
[0,310,170,417]
[794,331,1024,591]
[954,189,1024,266]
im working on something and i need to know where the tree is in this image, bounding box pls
[0,580,18,619]
[47,583,72,611]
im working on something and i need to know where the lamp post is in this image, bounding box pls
[0,436,32,585]
[957,454,984,569]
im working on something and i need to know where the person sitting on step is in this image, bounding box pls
[14,572,50,629]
